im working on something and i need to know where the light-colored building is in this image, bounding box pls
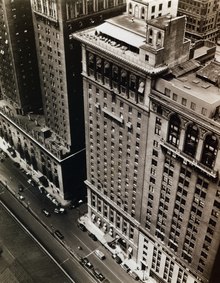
[0,0,126,202]
[127,0,178,20]
[178,0,219,43]
[73,1,220,282]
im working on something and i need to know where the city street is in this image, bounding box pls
[0,158,137,283]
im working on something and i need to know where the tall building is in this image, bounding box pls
[0,0,42,114]
[31,0,126,147]
[73,1,220,282]
[0,0,126,203]
[178,0,219,43]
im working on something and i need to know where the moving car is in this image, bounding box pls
[94,249,105,260]
[42,209,50,217]
[54,207,66,214]
[54,230,64,239]
[19,195,25,200]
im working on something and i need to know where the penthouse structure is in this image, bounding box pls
[73,1,220,282]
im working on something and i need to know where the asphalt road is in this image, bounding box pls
[0,157,137,283]
[0,185,96,283]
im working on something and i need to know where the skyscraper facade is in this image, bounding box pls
[73,1,220,282]
[0,0,126,202]
[0,0,42,114]
[178,0,219,43]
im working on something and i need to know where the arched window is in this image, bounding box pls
[183,124,199,158]
[88,53,94,68]
[112,65,119,81]
[157,31,162,46]
[167,114,181,147]
[201,134,218,169]
[121,69,127,86]
[134,5,139,17]
[129,2,132,11]
[96,57,102,73]
[141,7,145,19]
[129,74,136,91]
[104,61,110,77]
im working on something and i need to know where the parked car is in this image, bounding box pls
[54,230,64,239]
[77,223,87,231]
[94,249,105,260]
[93,268,102,278]
[121,263,130,273]
[128,270,139,281]
[54,207,66,214]
[88,232,97,241]
[112,254,122,264]
[13,161,20,168]
[42,209,50,217]
[27,179,35,186]
[82,258,93,269]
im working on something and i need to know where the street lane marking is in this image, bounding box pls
[61,258,69,265]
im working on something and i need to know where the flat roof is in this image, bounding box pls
[106,14,147,36]
[96,22,146,48]
[167,72,220,105]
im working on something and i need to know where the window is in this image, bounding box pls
[159,3,163,11]
[182,98,187,106]
[167,114,181,147]
[173,93,177,101]
[191,102,196,110]
[183,124,199,158]
[165,88,171,97]
[201,107,207,115]
[201,134,218,168]
[168,1,171,8]
[151,5,155,13]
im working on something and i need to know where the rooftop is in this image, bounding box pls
[106,14,147,36]
[0,100,70,160]
[171,72,220,105]
[72,15,168,74]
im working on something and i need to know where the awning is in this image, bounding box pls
[96,22,145,48]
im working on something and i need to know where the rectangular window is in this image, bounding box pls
[151,5,155,13]
[182,98,187,106]
[173,93,177,101]
[168,1,171,8]
[202,107,207,116]
[165,88,171,97]
[159,3,163,11]
[191,102,196,110]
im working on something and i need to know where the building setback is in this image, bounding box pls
[73,1,220,282]
[178,0,219,43]
[0,0,126,202]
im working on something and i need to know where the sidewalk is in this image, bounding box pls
[78,214,156,283]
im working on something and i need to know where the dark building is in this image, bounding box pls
[0,0,126,203]
[0,0,42,114]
